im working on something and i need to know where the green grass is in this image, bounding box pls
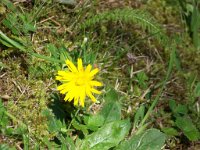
[0,0,200,149]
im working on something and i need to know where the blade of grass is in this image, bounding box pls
[136,46,176,134]
[0,30,25,51]
[0,30,64,63]
[29,52,64,63]
[23,134,29,150]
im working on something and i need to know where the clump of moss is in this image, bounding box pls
[6,78,51,137]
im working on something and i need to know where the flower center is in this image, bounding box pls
[75,73,89,86]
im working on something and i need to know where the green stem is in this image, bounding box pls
[137,47,175,131]
[67,108,80,130]
[135,122,150,135]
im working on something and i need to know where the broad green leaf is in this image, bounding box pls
[169,99,176,112]
[169,100,188,116]
[99,100,121,124]
[56,134,75,150]
[42,109,67,134]
[85,115,105,131]
[43,136,57,149]
[116,128,166,150]
[80,119,131,150]
[104,88,119,102]
[64,137,76,150]
[161,127,179,136]
[72,120,88,136]
[175,104,188,115]
[98,89,121,124]
[175,116,200,141]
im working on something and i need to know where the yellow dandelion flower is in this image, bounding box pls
[56,58,102,107]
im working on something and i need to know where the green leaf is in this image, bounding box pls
[2,14,19,35]
[0,144,16,150]
[97,89,121,124]
[23,134,29,150]
[64,137,76,150]
[85,115,105,131]
[169,100,188,116]
[136,71,148,89]
[191,4,200,49]
[194,82,200,97]
[42,136,57,149]
[99,100,121,124]
[23,22,36,33]
[47,44,59,59]
[1,0,17,11]
[134,105,145,128]
[104,88,119,102]
[0,144,10,150]
[0,37,13,47]
[175,104,188,115]
[0,99,10,128]
[161,127,179,136]
[72,119,88,136]
[80,119,131,150]
[116,128,166,150]
[43,109,67,134]
[169,99,176,112]
[175,116,200,141]
[0,30,25,52]
[13,126,27,135]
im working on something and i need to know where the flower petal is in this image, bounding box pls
[89,68,99,77]
[90,81,103,86]
[60,83,74,94]
[85,64,92,73]
[64,91,74,102]
[66,59,78,72]
[57,84,67,91]
[91,88,101,94]
[74,97,79,106]
[77,58,83,72]
[79,89,86,107]
[86,87,96,102]
[56,71,74,81]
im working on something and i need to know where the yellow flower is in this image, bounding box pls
[56,58,102,107]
